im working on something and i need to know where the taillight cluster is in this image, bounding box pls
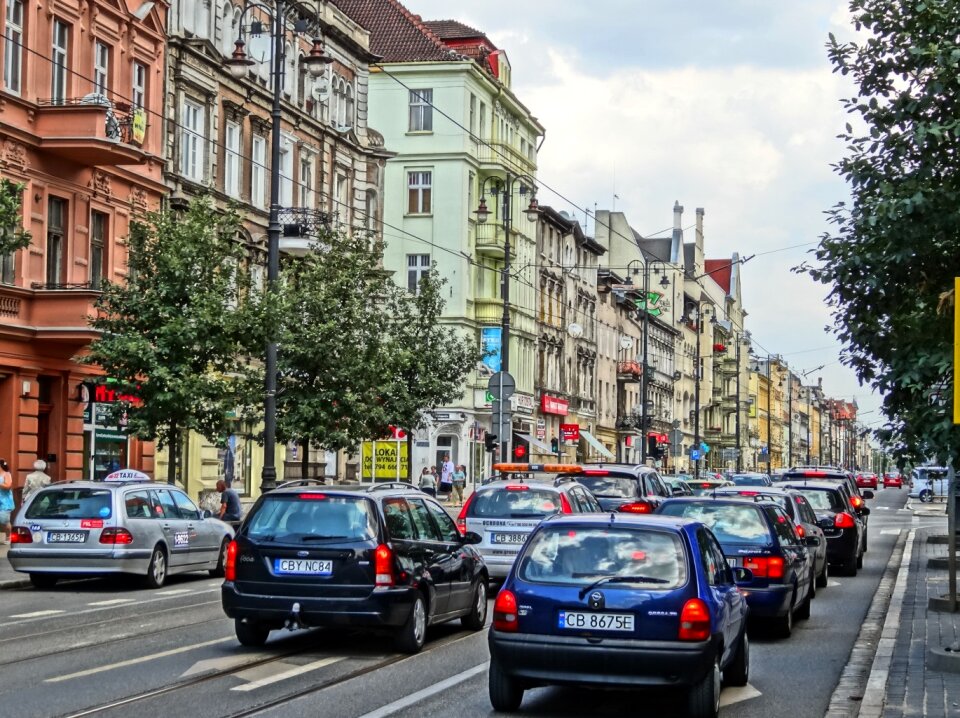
[618,501,653,514]
[224,540,238,581]
[742,556,785,580]
[456,492,477,534]
[834,512,856,529]
[99,528,134,545]
[678,598,710,641]
[493,590,519,632]
[375,543,395,587]
[10,527,32,544]
[559,494,573,514]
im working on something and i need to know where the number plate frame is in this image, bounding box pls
[490,533,527,545]
[273,558,333,576]
[557,611,635,632]
[46,531,86,544]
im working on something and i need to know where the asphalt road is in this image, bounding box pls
[0,487,914,718]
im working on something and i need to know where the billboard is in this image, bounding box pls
[361,440,409,481]
[481,327,502,373]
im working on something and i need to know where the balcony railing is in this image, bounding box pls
[617,360,642,380]
[35,95,148,165]
[0,282,100,343]
[474,223,514,258]
[474,297,503,324]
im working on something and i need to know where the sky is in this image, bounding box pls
[403,0,883,422]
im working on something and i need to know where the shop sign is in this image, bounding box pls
[361,440,409,480]
[95,428,127,442]
[536,418,546,441]
[541,394,569,416]
[560,423,580,442]
[511,393,535,413]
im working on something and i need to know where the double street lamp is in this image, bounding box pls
[225,2,333,493]
[683,301,715,480]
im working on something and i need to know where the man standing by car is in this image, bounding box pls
[217,479,242,523]
[23,459,52,499]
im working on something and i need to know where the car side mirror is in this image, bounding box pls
[200,510,211,519]
[732,567,754,584]
[803,535,822,548]
[860,507,871,516]
[862,490,875,500]
[461,531,483,545]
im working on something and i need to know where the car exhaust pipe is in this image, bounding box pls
[285,602,303,631]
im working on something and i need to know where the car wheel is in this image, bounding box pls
[856,550,864,569]
[395,594,427,654]
[723,631,749,687]
[461,578,488,631]
[209,538,229,578]
[796,578,813,620]
[144,546,167,589]
[816,559,829,589]
[687,656,721,718]
[488,657,524,713]
[920,489,934,503]
[235,618,270,647]
[29,573,58,590]
[774,599,793,638]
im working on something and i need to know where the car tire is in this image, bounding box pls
[29,573,58,590]
[489,658,524,713]
[461,578,488,631]
[235,618,270,647]
[920,489,934,503]
[774,599,793,638]
[395,594,427,654]
[209,539,228,578]
[723,631,749,687]
[687,656,721,718]
[796,578,813,620]
[144,546,167,589]
[856,550,864,569]
[816,559,829,589]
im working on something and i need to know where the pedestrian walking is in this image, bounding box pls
[452,464,466,506]
[0,459,14,544]
[23,459,51,499]
[216,479,243,523]
[418,467,436,496]
[439,454,455,501]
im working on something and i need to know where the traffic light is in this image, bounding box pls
[550,437,559,454]
[513,432,529,460]
[647,434,664,459]
[484,433,498,452]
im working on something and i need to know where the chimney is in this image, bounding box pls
[673,200,684,230]
[695,207,704,241]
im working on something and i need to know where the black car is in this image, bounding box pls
[780,468,873,547]
[569,464,672,514]
[221,481,488,652]
[779,480,867,576]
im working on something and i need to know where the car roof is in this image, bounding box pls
[542,512,695,530]
[40,480,158,489]
[265,482,425,500]
[661,496,779,509]
[581,463,657,474]
[779,479,846,490]
[475,479,564,492]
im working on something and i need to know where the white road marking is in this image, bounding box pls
[719,683,762,707]
[181,652,272,678]
[231,656,344,692]
[880,529,902,536]
[10,609,65,618]
[829,580,843,587]
[354,662,489,717]
[156,588,193,596]
[874,506,891,511]
[45,637,232,682]
[87,598,136,607]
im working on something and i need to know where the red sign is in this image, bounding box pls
[648,432,668,443]
[560,423,580,442]
[541,395,569,416]
[388,425,407,440]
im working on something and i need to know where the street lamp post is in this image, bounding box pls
[225,4,332,493]
[684,301,714,480]
[630,261,671,464]
[733,331,750,472]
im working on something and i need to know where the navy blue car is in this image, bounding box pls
[656,497,816,638]
[487,513,750,718]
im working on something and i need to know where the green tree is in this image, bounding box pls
[803,0,960,464]
[84,198,261,483]
[0,179,30,256]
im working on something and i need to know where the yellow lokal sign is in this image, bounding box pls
[361,440,409,480]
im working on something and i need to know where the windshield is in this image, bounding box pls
[468,486,562,519]
[791,488,844,512]
[517,526,687,589]
[245,494,377,543]
[574,476,638,499]
[657,502,771,545]
[25,488,113,519]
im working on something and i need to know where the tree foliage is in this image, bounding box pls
[802,0,960,464]
[83,198,261,482]
[0,179,30,256]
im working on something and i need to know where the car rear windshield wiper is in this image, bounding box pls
[301,534,348,541]
[577,574,670,599]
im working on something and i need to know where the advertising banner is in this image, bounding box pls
[481,327,502,373]
[361,440,409,481]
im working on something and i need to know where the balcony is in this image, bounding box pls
[475,223,515,258]
[477,141,536,172]
[721,397,737,413]
[617,360,642,382]
[474,297,503,324]
[35,97,148,166]
[0,283,100,344]
[719,357,738,377]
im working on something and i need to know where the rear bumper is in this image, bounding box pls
[740,582,794,617]
[488,630,716,688]
[221,581,416,628]
[477,551,520,578]
[824,530,859,564]
[8,548,151,575]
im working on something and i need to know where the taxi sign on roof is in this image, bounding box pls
[492,463,582,473]
[103,469,151,482]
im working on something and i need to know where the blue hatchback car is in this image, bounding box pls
[656,497,816,638]
[487,513,750,718]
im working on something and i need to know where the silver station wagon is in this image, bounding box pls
[9,480,234,589]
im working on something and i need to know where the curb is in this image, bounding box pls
[0,577,31,589]
[824,529,910,718]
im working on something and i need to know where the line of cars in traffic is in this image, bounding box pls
[5,463,876,717]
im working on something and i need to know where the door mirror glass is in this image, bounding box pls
[732,566,754,584]
[201,509,212,519]
[860,506,871,516]
[862,490,875,500]
[803,535,822,547]
[461,531,482,545]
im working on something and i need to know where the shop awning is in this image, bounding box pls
[579,429,615,459]
[517,433,554,454]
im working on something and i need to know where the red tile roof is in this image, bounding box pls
[704,259,733,294]
[331,0,455,63]
[421,19,486,41]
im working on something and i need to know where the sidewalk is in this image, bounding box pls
[0,544,30,589]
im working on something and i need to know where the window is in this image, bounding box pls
[51,19,69,103]
[90,211,108,290]
[125,490,157,519]
[469,93,476,134]
[344,84,354,127]
[383,498,415,540]
[407,171,431,214]
[184,0,211,38]
[278,138,293,207]
[93,41,109,95]
[479,101,486,139]
[299,155,313,208]
[467,171,475,221]
[407,499,440,541]
[172,490,201,520]
[408,88,432,132]
[251,134,266,209]
[154,489,181,519]
[224,121,240,198]
[406,254,430,293]
[425,500,460,542]
[45,197,65,285]
[365,190,378,231]
[3,0,23,94]
[180,99,204,181]
[132,62,146,108]
[0,250,12,284]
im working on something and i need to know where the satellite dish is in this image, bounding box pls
[619,335,633,350]
[246,35,271,64]
[567,322,583,338]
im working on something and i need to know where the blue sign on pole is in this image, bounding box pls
[690,449,701,461]
[481,327,502,373]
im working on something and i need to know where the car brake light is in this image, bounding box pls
[375,544,395,587]
[701,483,713,488]
[298,493,327,500]
[582,469,610,476]
[456,492,477,534]
[739,491,760,496]
[10,527,32,544]
[742,556,785,579]
[835,512,856,529]
[803,471,827,477]
[618,501,653,514]
[505,485,529,491]
[796,525,805,538]
[224,540,238,581]
[679,598,711,641]
[99,527,134,545]
[559,494,573,514]
[493,590,519,632]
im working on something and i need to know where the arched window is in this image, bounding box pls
[344,83,354,127]
[182,0,196,33]
[220,2,234,55]
[283,42,294,98]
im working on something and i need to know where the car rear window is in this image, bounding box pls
[657,502,771,545]
[690,482,726,496]
[573,475,638,499]
[25,488,113,519]
[467,486,561,519]
[791,488,845,512]
[517,526,687,589]
[245,494,377,543]
[731,475,767,486]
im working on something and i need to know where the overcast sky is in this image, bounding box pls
[403,0,881,421]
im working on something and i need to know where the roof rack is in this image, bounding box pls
[365,482,420,493]
[276,478,328,489]
[553,476,578,487]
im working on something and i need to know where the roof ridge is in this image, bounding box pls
[384,0,449,55]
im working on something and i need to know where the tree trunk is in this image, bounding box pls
[167,423,178,486]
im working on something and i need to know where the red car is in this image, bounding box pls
[883,473,903,489]
[856,473,879,489]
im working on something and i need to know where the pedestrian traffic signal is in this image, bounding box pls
[484,433,498,452]
[550,437,559,454]
[513,432,529,461]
